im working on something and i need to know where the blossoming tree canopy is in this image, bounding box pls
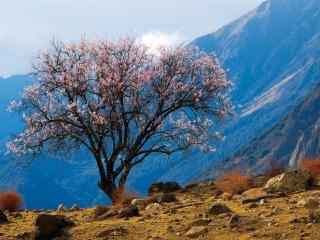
[7,38,233,203]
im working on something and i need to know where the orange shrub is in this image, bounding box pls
[302,158,320,184]
[217,170,251,194]
[0,191,24,212]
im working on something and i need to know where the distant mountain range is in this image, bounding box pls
[0,0,319,208]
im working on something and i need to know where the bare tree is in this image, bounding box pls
[7,38,232,204]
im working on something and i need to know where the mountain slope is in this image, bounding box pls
[207,83,320,176]
[158,0,320,183]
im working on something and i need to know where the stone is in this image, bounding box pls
[131,199,146,207]
[205,203,232,217]
[228,214,240,228]
[96,210,119,220]
[186,226,208,238]
[221,192,233,201]
[264,169,311,193]
[34,214,75,240]
[157,193,177,203]
[272,207,284,215]
[96,226,128,238]
[12,212,23,218]
[71,204,80,211]
[248,203,258,209]
[241,188,269,204]
[259,199,268,205]
[12,232,35,240]
[57,204,67,211]
[148,182,181,194]
[0,211,8,223]
[145,203,161,210]
[116,207,139,218]
[191,218,211,226]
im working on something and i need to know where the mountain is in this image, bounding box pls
[1,0,320,209]
[203,83,320,176]
[157,0,320,183]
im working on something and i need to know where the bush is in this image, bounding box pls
[302,159,320,185]
[306,197,320,223]
[111,186,141,207]
[0,191,24,212]
[263,160,286,181]
[217,171,251,195]
[93,205,110,217]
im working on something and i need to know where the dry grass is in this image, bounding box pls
[0,191,24,212]
[302,159,320,185]
[111,186,141,207]
[217,171,251,195]
[306,197,320,223]
[93,205,111,217]
[263,160,286,182]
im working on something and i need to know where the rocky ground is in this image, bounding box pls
[1,170,320,240]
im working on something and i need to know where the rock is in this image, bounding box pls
[96,209,119,220]
[96,226,128,238]
[148,182,181,194]
[241,188,269,204]
[221,192,233,201]
[191,218,211,226]
[57,204,67,211]
[34,214,75,240]
[131,199,146,208]
[297,200,307,207]
[12,212,23,218]
[248,203,258,209]
[145,203,161,210]
[229,214,240,228]
[71,204,80,211]
[264,169,311,193]
[306,223,313,228]
[212,189,224,198]
[205,203,232,217]
[116,207,139,218]
[139,213,156,221]
[186,226,208,238]
[184,183,198,189]
[0,211,8,223]
[259,199,268,205]
[272,207,284,215]
[158,193,177,203]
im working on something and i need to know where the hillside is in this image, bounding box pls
[158,0,320,183]
[203,83,320,177]
[2,174,320,240]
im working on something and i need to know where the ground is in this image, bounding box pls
[1,182,320,240]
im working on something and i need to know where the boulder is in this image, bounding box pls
[148,182,181,194]
[158,193,177,203]
[57,204,67,211]
[241,188,269,204]
[186,226,208,238]
[116,207,139,218]
[205,203,232,217]
[71,204,80,211]
[34,214,75,240]
[0,211,8,223]
[145,203,161,210]
[264,169,311,193]
[96,210,119,220]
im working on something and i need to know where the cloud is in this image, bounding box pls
[138,31,185,53]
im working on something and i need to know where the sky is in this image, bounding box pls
[0,0,263,77]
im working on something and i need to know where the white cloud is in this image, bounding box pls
[138,31,185,54]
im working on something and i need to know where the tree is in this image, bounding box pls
[7,38,232,204]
